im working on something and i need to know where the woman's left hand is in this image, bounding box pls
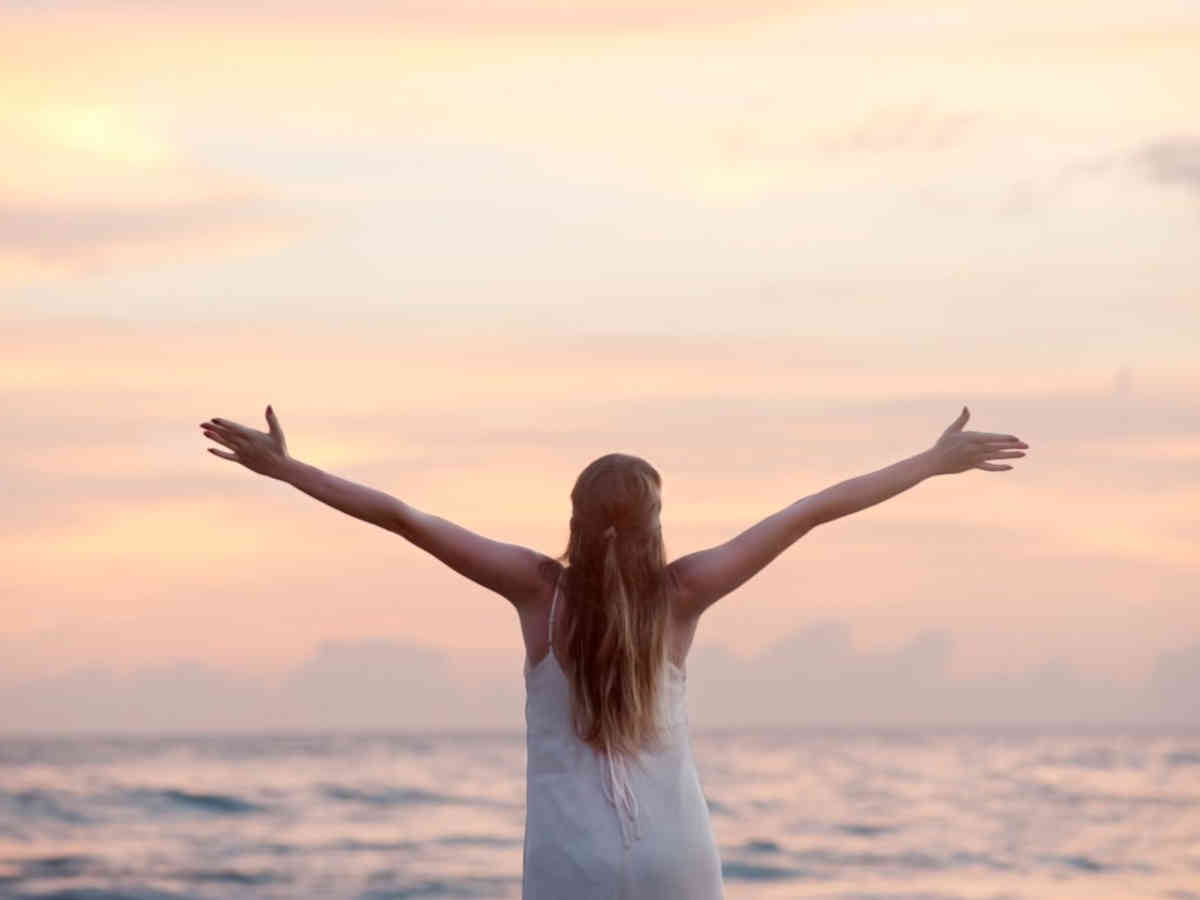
[200,405,291,479]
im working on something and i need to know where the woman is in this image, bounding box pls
[199,405,1027,898]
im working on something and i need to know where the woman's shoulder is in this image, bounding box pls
[536,558,566,588]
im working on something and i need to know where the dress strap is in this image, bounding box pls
[548,569,562,649]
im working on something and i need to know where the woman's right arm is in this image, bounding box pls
[668,407,1028,620]
[202,408,550,608]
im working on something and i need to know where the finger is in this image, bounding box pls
[201,422,236,439]
[202,428,240,450]
[946,406,969,433]
[206,422,252,445]
[211,417,256,437]
[265,404,283,439]
[207,448,238,461]
[969,431,1023,442]
[203,420,241,439]
[983,450,1025,459]
[974,462,1012,471]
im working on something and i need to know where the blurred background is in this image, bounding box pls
[2,1,1197,897]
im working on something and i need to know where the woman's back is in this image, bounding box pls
[522,568,724,899]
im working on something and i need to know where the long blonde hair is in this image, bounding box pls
[552,453,671,760]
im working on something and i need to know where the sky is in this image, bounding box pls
[2,0,1198,732]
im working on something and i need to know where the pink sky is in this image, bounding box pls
[2,0,1198,728]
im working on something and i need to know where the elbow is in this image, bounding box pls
[792,495,825,533]
[389,500,417,540]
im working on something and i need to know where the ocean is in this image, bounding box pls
[1,728,1197,899]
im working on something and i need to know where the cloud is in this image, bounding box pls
[0,95,315,284]
[0,638,523,734]
[277,639,492,729]
[1144,643,1200,723]
[2,626,1197,734]
[1137,135,1200,202]
[817,104,982,157]
[0,195,306,274]
[0,1,804,33]
[686,622,1184,727]
[989,134,1200,219]
[1046,134,1200,214]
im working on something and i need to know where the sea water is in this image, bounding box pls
[1,728,1197,899]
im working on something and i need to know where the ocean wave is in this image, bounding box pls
[741,838,781,852]
[3,889,192,900]
[1166,750,1200,767]
[359,875,516,898]
[13,855,100,879]
[0,789,91,824]
[435,834,521,848]
[702,793,733,816]
[327,838,421,853]
[122,787,264,815]
[2,785,270,825]
[835,822,900,837]
[723,845,1015,874]
[319,784,461,807]
[316,783,516,810]
[1055,853,1108,872]
[798,847,1012,872]
[176,867,282,885]
[722,860,815,881]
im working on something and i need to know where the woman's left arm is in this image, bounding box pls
[201,407,549,608]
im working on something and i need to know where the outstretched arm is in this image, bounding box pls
[669,406,1028,619]
[200,407,549,608]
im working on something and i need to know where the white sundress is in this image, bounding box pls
[521,570,725,899]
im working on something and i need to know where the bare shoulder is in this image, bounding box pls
[664,558,702,623]
[517,556,564,627]
[509,555,563,609]
[536,557,565,599]
[663,559,685,613]
[664,561,701,669]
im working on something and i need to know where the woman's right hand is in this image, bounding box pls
[928,406,1028,475]
[200,405,291,480]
